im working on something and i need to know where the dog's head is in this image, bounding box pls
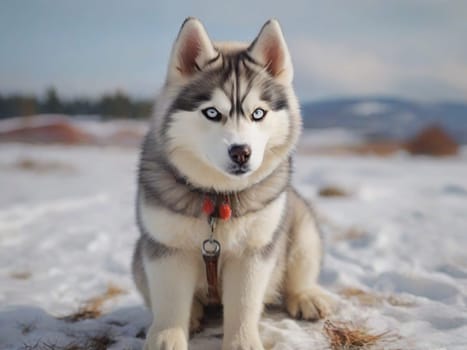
[158,18,301,191]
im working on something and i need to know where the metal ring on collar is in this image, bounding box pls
[202,239,221,256]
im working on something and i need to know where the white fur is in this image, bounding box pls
[143,254,199,350]
[222,254,275,350]
[166,85,291,192]
[140,192,286,253]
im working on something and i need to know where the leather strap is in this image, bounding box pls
[203,252,221,305]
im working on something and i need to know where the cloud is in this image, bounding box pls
[438,62,467,93]
[289,38,467,101]
[290,39,396,97]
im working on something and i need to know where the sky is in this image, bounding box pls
[1,0,466,102]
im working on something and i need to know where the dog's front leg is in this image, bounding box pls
[144,253,199,350]
[222,252,274,350]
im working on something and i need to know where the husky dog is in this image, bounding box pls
[132,18,331,350]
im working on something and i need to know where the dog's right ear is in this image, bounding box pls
[167,18,218,84]
[248,19,293,84]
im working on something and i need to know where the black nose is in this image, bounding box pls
[228,144,251,166]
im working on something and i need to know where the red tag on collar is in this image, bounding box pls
[219,203,231,220]
[203,197,215,216]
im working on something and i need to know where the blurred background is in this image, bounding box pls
[1,2,467,349]
[1,0,466,151]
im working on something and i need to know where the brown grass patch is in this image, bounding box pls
[339,287,416,308]
[334,228,368,242]
[405,125,458,156]
[324,320,399,350]
[22,332,115,350]
[339,287,382,306]
[12,158,75,173]
[10,271,32,280]
[61,283,126,322]
[346,142,403,156]
[386,295,416,308]
[18,321,36,335]
[300,126,460,158]
[319,186,350,197]
[107,129,144,147]
[300,141,403,157]
[0,121,94,145]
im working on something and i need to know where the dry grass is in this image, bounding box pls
[324,320,399,350]
[22,332,115,350]
[61,283,126,322]
[346,142,403,156]
[405,124,458,156]
[386,295,416,308]
[300,141,403,157]
[334,228,368,242]
[339,287,416,308]
[10,271,32,280]
[339,287,382,307]
[12,158,75,173]
[18,321,36,335]
[318,186,350,197]
[0,121,94,145]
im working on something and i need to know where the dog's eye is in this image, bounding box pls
[252,108,266,121]
[202,107,222,121]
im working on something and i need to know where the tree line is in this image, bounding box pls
[0,88,153,119]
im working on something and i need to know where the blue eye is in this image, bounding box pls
[202,107,222,121]
[252,108,266,121]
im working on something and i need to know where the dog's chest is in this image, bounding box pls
[140,192,286,253]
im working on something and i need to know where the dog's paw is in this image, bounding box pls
[189,299,204,334]
[144,327,187,350]
[286,287,332,321]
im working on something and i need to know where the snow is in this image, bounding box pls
[74,118,147,140]
[299,128,364,148]
[348,101,391,117]
[1,130,467,349]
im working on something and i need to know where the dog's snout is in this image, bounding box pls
[229,144,251,166]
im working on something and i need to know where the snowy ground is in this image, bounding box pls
[1,134,467,349]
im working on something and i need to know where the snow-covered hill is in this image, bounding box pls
[1,138,466,349]
[302,98,467,144]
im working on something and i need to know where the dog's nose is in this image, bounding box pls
[228,144,251,166]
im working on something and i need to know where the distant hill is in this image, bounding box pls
[301,97,467,144]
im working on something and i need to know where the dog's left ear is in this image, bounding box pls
[248,19,293,83]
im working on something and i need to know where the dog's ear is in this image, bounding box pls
[248,19,293,83]
[167,18,218,84]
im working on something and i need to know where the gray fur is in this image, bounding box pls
[131,237,149,305]
[166,50,288,121]
[289,187,325,263]
[138,131,292,219]
[258,194,290,259]
[136,191,175,259]
[141,233,175,259]
[132,234,175,306]
[132,233,174,306]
